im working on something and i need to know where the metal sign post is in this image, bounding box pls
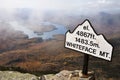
[82,54,89,75]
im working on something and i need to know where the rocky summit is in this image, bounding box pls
[0,70,95,80]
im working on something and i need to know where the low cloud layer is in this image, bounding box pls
[0,0,119,13]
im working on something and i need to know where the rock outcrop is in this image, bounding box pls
[0,71,39,80]
[0,70,95,80]
[42,70,95,80]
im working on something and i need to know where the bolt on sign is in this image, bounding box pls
[65,19,113,61]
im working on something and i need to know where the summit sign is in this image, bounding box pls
[65,19,113,61]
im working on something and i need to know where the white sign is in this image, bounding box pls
[65,19,113,61]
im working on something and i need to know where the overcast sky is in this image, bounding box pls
[0,0,119,13]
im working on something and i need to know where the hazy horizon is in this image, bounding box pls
[0,0,120,14]
[0,0,120,39]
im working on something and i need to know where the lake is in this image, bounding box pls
[9,21,67,39]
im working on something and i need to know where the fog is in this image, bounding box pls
[0,0,120,40]
[0,0,120,13]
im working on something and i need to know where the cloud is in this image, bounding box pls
[98,0,107,4]
[0,0,119,13]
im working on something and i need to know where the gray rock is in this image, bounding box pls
[0,70,95,80]
[0,71,39,80]
[44,70,94,80]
